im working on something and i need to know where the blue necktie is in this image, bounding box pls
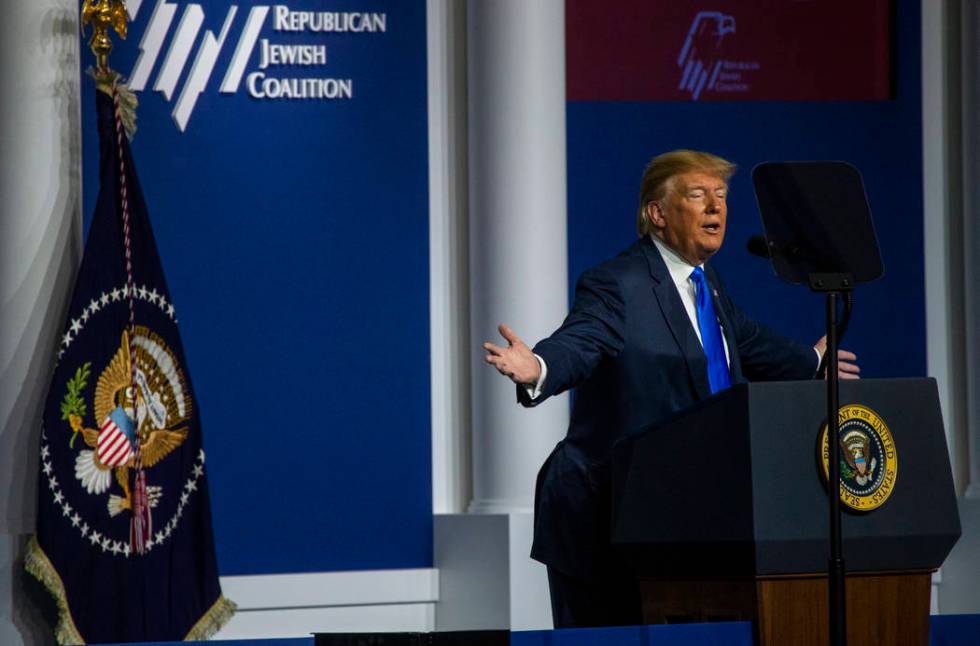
[690,267,731,393]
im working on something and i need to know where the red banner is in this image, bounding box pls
[566,0,892,101]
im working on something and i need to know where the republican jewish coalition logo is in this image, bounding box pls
[676,11,759,100]
[819,404,898,511]
[121,1,386,131]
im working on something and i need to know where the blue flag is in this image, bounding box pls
[25,74,235,643]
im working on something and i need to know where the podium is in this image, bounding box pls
[611,379,961,646]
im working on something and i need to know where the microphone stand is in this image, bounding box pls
[809,271,854,646]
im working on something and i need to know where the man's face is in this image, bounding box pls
[649,171,728,265]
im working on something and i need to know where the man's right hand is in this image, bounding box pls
[483,323,541,386]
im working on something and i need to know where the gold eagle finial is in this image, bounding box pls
[81,0,129,71]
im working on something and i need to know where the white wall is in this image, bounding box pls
[0,1,84,643]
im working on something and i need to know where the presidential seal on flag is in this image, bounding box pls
[63,325,190,521]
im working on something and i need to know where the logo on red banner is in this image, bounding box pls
[567,1,892,102]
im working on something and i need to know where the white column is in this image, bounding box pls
[429,0,473,515]
[0,0,83,643]
[962,2,980,499]
[467,0,569,513]
[923,0,973,497]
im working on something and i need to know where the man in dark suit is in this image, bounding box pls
[483,150,860,628]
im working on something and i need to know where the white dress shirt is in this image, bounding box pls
[649,235,731,363]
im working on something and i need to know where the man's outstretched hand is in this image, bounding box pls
[814,335,861,380]
[484,323,541,386]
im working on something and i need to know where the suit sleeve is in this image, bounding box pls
[517,265,626,407]
[718,285,818,382]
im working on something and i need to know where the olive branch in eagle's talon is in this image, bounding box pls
[60,362,92,448]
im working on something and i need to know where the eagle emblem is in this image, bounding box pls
[819,404,898,512]
[841,429,877,486]
[677,11,737,100]
[62,325,191,518]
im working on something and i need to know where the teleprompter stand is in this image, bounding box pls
[752,161,884,646]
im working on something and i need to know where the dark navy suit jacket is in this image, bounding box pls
[521,237,817,578]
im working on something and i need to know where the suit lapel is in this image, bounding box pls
[640,238,711,400]
[705,265,743,384]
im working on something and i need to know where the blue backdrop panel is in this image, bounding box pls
[566,0,924,379]
[81,0,431,574]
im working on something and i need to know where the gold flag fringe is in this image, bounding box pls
[86,67,138,140]
[185,594,238,641]
[25,535,238,643]
[23,535,85,645]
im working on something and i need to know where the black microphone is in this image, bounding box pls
[746,235,772,259]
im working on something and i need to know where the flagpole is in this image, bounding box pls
[80,0,152,554]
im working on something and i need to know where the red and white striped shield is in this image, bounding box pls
[97,413,134,467]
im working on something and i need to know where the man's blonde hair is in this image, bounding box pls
[636,150,736,235]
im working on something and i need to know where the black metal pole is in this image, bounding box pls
[826,292,846,646]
